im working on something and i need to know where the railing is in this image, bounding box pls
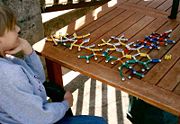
[40,0,110,13]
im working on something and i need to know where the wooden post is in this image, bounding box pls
[168,0,180,19]
[45,58,64,87]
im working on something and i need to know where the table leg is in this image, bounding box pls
[168,0,180,19]
[45,58,63,87]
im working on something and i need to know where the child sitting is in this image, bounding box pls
[0,5,107,124]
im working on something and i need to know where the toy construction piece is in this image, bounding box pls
[134,30,176,50]
[118,59,161,81]
[73,33,90,39]
[164,54,172,60]
[111,35,128,42]
[78,48,118,63]
[78,46,103,63]
[69,38,90,51]
[47,30,175,81]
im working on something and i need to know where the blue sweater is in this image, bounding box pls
[0,51,69,124]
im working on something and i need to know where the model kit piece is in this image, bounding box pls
[47,30,175,81]
[111,35,128,42]
[78,54,95,63]
[73,33,90,39]
[134,30,175,50]
[47,35,58,46]
[164,54,172,60]
[78,47,103,63]
[101,49,118,63]
[78,48,118,63]
[69,38,90,51]
[98,39,112,47]
[118,59,161,80]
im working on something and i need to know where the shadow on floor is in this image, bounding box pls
[63,69,131,124]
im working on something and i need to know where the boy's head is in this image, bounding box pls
[0,5,20,57]
[0,5,16,36]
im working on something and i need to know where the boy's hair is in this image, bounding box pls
[0,5,16,36]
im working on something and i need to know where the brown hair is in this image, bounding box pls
[0,5,16,36]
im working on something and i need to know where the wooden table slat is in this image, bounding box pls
[81,10,137,42]
[137,0,152,7]
[158,58,180,91]
[174,81,180,95]
[78,8,126,34]
[63,9,136,53]
[148,0,169,9]
[142,25,180,84]
[70,12,144,60]
[157,0,172,11]
[55,3,117,35]
[127,0,141,4]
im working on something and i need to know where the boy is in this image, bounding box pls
[0,5,107,124]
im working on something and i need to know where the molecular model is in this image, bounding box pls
[46,30,175,81]
[133,30,175,49]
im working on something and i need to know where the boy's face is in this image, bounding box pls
[0,25,20,54]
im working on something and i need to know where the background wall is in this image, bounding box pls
[0,0,44,45]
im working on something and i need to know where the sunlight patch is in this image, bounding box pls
[75,16,86,30]
[63,71,80,86]
[108,0,117,7]
[92,6,102,20]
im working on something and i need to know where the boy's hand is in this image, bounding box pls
[64,91,73,107]
[5,37,33,55]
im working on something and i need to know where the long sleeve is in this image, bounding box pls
[0,64,69,124]
[6,50,46,83]
[24,50,46,83]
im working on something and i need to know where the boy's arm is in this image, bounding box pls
[24,50,46,82]
[5,37,46,82]
[0,65,69,124]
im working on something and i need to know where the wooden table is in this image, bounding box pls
[33,1,180,118]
